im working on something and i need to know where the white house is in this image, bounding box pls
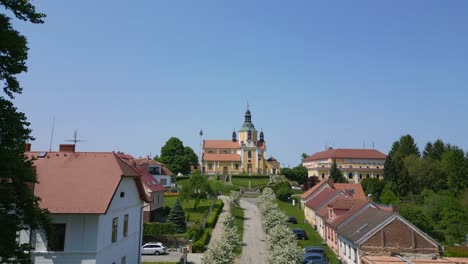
[20,144,150,264]
[133,158,173,188]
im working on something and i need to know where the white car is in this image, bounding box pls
[141,242,166,255]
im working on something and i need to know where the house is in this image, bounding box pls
[302,148,386,182]
[21,144,150,264]
[300,180,366,209]
[360,256,468,264]
[304,188,343,228]
[201,106,273,175]
[338,206,441,263]
[300,180,330,208]
[133,158,174,188]
[117,154,165,222]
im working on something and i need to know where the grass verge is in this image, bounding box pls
[233,206,245,255]
[231,177,270,188]
[276,200,339,264]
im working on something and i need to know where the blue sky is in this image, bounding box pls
[7,0,468,167]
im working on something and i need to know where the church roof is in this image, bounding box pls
[203,153,241,161]
[204,140,240,149]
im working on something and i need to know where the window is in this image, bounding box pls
[376,174,380,179]
[160,178,167,185]
[366,166,369,168]
[348,173,353,179]
[235,164,239,170]
[248,151,252,159]
[339,165,342,168]
[121,256,126,264]
[366,174,370,178]
[112,217,118,243]
[208,163,213,170]
[359,174,363,179]
[48,224,66,251]
[349,165,353,168]
[322,173,325,179]
[208,150,213,153]
[123,214,128,237]
[148,166,160,175]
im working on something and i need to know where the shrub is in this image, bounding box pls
[143,222,177,235]
[193,228,212,252]
[187,225,203,241]
[167,199,187,233]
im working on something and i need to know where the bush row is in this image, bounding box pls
[232,174,270,178]
[193,228,212,253]
[143,222,177,236]
[206,199,224,228]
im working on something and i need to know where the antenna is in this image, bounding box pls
[372,141,375,149]
[363,140,366,149]
[49,116,55,151]
[66,130,87,145]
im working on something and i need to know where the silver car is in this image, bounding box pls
[141,242,166,255]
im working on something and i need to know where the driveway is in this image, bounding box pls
[240,198,268,264]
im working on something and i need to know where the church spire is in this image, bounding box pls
[240,104,256,131]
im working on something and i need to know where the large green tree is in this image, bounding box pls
[0,2,52,263]
[387,135,420,196]
[441,148,468,195]
[166,199,186,233]
[156,137,198,175]
[422,139,449,161]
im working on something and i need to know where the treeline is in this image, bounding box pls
[361,135,468,245]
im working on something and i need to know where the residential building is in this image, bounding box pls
[304,188,343,228]
[338,206,441,263]
[202,106,274,175]
[117,154,165,222]
[133,158,174,188]
[20,144,150,264]
[302,148,386,182]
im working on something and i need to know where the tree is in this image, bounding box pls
[383,155,398,182]
[179,173,214,209]
[292,165,308,184]
[423,139,448,161]
[329,158,347,183]
[281,167,295,181]
[166,199,186,233]
[184,146,199,170]
[302,175,320,191]
[441,148,468,195]
[301,153,309,160]
[157,137,197,175]
[380,187,398,205]
[1,2,52,263]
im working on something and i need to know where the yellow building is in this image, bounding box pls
[202,107,277,175]
[302,148,386,183]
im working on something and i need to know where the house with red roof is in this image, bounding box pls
[302,147,386,183]
[133,157,174,188]
[20,144,150,264]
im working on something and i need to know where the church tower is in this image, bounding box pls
[238,106,258,143]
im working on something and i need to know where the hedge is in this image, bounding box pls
[206,199,224,228]
[193,228,212,253]
[143,222,177,236]
[232,175,270,179]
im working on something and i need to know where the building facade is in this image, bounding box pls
[302,148,386,183]
[202,107,276,175]
[20,144,150,264]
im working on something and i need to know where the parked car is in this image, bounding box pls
[292,228,308,240]
[287,216,298,224]
[141,242,166,255]
[303,252,327,264]
[304,246,326,255]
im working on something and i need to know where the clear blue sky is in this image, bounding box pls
[8,0,468,167]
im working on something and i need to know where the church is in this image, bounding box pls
[202,107,279,175]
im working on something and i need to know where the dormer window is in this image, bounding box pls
[148,166,160,175]
[223,150,227,154]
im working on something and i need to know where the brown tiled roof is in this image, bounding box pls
[303,148,386,162]
[326,199,369,228]
[133,158,174,176]
[203,153,241,161]
[333,183,367,200]
[305,189,342,209]
[316,193,347,217]
[361,256,461,264]
[204,140,240,149]
[338,206,393,243]
[300,180,328,199]
[116,155,165,192]
[26,151,149,214]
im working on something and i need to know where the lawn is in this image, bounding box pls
[231,177,270,188]
[164,196,215,223]
[276,200,339,264]
[233,206,245,255]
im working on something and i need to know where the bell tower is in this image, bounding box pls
[239,105,258,142]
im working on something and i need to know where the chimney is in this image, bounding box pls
[25,143,32,152]
[59,144,75,152]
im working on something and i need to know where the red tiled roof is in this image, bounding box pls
[26,151,150,214]
[133,158,174,176]
[116,155,165,192]
[333,183,367,200]
[316,193,347,217]
[203,153,241,161]
[305,188,341,209]
[303,148,386,162]
[326,199,369,228]
[301,180,328,199]
[204,140,240,149]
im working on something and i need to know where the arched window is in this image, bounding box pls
[248,151,252,159]
[348,173,353,179]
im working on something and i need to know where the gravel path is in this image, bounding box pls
[240,198,268,264]
[209,195,230,243]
